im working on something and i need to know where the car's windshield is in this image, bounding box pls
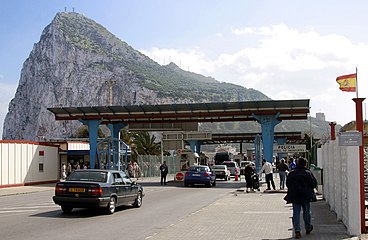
[68,171,107,182]
[188,166,207,172]
[223,162,236,167]
[212,165,226,169]
[241,161,251,167]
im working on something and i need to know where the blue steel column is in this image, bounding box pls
[108,123,127,170]
[188,140,201,153]
[252,113,281,164]
[276,137,287,162]
[80,119,102,169]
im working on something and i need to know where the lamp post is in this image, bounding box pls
[329,122,337,140]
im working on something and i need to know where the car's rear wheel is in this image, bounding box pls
[61,205,73,213]
[184,181,189,187]
[212,180,216,187]
[106,196,116,214]
[133,192,142,208]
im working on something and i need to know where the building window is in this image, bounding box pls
[39,163,44,172]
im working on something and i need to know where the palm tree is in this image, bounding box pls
[134,132,161,155]
[120,129,138,162]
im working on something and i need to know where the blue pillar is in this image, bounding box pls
[252,113,281,164]
[108,123,127,170]
[80,119,102,169]
[188,140,201,153]
[276,137,287,162]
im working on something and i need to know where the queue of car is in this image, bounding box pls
[183,159,250,187]
[53,160,247,213]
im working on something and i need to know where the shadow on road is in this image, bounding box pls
[139,179,247,189]
[30,205,135,218]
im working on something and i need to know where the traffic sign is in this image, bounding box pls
[175,172,184,181]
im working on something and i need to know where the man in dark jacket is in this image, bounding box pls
[159,161,169,185]
[285,157,317,239]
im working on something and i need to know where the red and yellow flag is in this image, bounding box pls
[336,73,357,92]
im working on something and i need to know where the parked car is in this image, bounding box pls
[53,169,144,214]
[211,165,231,181]
[184,165,216,187]
[214,152,233,165]
[240,161,252,176]
[222,161,240,176]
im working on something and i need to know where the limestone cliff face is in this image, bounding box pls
[2,12,269,141]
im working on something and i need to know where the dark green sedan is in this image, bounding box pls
[53,169,144,214]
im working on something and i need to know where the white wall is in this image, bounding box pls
[0,141,59,186]
[319,138,361,236]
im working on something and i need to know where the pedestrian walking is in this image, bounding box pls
[284,157,318,239]
[244,163,255,192]
[132,162,141,178]
[277,158,289,190]
[258,159,276,190]
[127,161,133,177]
[66,163,72,177]
[61,163,67,180]
[160,161,168,185]
[288,157,296,170]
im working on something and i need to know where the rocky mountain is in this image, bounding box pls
[2,12,271,141]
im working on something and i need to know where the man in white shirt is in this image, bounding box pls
[258,159,276,190]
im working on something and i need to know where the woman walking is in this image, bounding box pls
[277,158,289,190]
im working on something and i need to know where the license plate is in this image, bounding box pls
[69,188,85,193]
[192,174,201,177]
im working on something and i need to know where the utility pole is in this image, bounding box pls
[105,80,116,105]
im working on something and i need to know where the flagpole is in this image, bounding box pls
[356,67,358,98]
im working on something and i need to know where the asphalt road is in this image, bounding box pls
[0,179,245,240]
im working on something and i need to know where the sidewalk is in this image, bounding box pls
[0,176,366,239]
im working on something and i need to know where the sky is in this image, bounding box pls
[1,0,368,138]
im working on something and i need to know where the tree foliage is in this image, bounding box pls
[75,125,105,138]
[120,130,162,162]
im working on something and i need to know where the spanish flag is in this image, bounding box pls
[336,73,357,92]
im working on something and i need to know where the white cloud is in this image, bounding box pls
[232,27,254,35]
[142,24,368,126]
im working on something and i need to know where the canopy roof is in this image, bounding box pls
[48,99,310,125]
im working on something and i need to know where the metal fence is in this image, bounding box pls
[137,155,177,178]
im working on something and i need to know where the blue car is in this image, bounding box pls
[184,166,216,187]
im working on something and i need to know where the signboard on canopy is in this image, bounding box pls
[273,144,306,153]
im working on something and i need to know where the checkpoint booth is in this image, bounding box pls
[175,148,197,181]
